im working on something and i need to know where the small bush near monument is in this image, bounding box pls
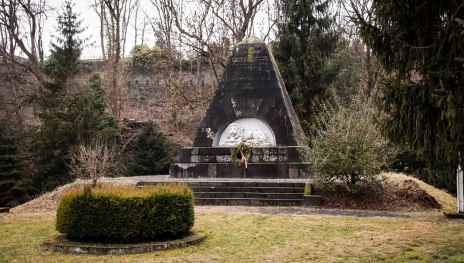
[56,184,194,243]
[125,122,173,176]
[312,99,393,192]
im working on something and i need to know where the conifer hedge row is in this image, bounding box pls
[56,184,194,243]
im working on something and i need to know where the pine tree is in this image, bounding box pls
[33,0,85,192]
[33,1,120,192]
[0,126,29,207]
[273,0,339,140]
[351,1,464,188]
[39,0,85,113]
[126,122,172,176]
[329,39,364,105]
[44,0,84,85]
[34,75,120,192]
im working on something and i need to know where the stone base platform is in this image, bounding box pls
[170,163,310,179]
[170,146,311,179]
[137,178,318,207]
[42,232,207,255]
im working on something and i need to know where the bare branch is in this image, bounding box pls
[68,140,119,187]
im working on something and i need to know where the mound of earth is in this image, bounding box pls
[11,179,136,214]
[317,178,442,212]
[10,173,452,214]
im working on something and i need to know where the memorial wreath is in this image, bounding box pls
[230,143,251,167]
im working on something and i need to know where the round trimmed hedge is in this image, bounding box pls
[56,184,194,243]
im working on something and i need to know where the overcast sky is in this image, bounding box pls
[44,0,155,59]
[42,0,278,60]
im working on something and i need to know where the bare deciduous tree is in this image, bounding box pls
[92,0,107,59]
[0,0,47,82]
[132,0,148,47]
[336,0,382,103]
[68,141,119,188]
[0,0,48,125]
[91,0,138,122]
[150,0,266,84]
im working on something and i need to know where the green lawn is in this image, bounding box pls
[1,210,463,262]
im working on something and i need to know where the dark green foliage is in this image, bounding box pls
[390,149,456,193]
[0,126,30,207]
[33,1,100,193]
[126,122,172,176]
[34,75,120,192]
[329,39,364,105]
[351,1,464,189]
[129,45,170,71]
[44,0,84,85]
[273,0,339,140]
[390,149,427,175]
[56,184,194,243]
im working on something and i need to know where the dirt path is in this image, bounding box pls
[194,206,411,218]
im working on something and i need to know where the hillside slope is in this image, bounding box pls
[317,172,455,212]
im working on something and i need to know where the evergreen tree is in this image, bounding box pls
[352,1,464,189]
[126,122,172,176]
[34,75,120,192]
[33,0,84,192]
[38,0,85,114]
[328,39,364,105]
[273,0,339,140]
[33,1,121,192]
[44,0,84,85]
[0,126,30,207]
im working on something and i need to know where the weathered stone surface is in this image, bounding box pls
[192,37,307,148]
[42,232,207,255]
[137,179,313,206]
[170,37,310,179]
[170,163,310,179]
[179,147,307,163]
[302,195,322,207]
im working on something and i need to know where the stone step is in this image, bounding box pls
[186,181,306,188]
[136,179,312,207]
[190,186,304,193]
[194,192,304,199]
[137,180,306,188]
[194,198,303,206]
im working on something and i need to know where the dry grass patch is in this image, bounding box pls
[3,172,461,262]
[10,179,137,215]
[384,172,456,212]
[1,210,464,262]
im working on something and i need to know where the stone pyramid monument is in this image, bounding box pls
[170,36,310,178]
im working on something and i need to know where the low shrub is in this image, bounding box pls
[56,184,194,243]
[304,183,312,196]
[125,122,173,176]
[312,98,394,192]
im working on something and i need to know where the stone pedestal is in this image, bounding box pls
[170,146,310,179]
